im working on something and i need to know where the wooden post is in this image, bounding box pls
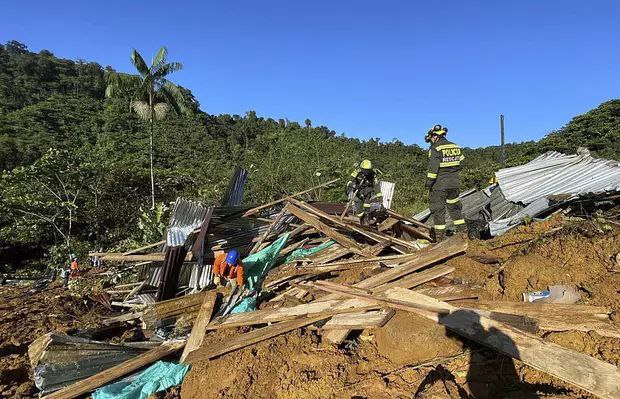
[500,114,506,165]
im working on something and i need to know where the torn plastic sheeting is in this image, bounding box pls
[229,235,290,313]
[92,361,189,399]
[283,240,336,263]
[242,233,290,291]
[231,296,258,314]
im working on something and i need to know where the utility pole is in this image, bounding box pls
[500,114,506,165]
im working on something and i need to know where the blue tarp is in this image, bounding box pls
[92,361,189,399]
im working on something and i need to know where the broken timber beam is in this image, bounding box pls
[322,309,395,330]
[250,208,288,254]
[459,300,620,338]
[383,288,620,399]
[41,340,185,399]
[285,203,364,255]
[321,237,466,343]
[288,198,419,251]
[243,179,340,217]
[180,292,218,363]
[317,282,620,399]
[184,315,328,364]
[89,252,193,263]
[386,209,432,230]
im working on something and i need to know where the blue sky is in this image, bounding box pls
[2,0,619,148]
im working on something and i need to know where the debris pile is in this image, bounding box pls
[415,148,620,237]
[2,153,620,399]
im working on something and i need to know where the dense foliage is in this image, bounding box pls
[1,41,619,270]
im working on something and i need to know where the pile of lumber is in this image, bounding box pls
[40,182,620,399]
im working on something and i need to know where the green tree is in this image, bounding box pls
[0,148,90,249]
[105,47,189,208]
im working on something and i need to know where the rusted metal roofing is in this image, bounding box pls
[496,148,620,205]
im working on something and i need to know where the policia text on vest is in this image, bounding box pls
[425,135,467,239]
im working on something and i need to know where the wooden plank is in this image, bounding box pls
[205,298,380,330]
[459,300,620,338]
[288,198,419,250]
[398,222,434,242]
[42,341,185,399]
[243,179,340,217]
[382,288,620,399]
[180,292,218,363]
[121,240,165,256]
[309,245,352,264]
[378,217,399,232]
[185,315,328,364]
[250,208,288,254]
[322,309,395,330]
[352,237,466,290]
[316,253,417,267]
[386,209,431,230]
[375,264,455,291]
[321,237,466,343]
[90,252,193,262]
[285,203,364,254]
[361,239,392,256]
[279,237,310,258]
[124,280,146,302]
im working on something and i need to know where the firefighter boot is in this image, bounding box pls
[433,229,446,243]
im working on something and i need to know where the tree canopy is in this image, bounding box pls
[0,41,618,270]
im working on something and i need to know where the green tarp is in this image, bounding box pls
[92,361,189,399]
[283,239,335,263]
[242,233,290,291]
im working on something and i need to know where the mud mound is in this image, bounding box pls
[0,284,104,398]
[183,217,620,398]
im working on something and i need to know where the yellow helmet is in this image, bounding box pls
[360,159,373,170]
[424,124,448,143]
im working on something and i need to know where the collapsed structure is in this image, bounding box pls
[17,150,620,399]
[415,148,620,236]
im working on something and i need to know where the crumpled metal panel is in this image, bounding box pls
[496,148,620,205]
[221,167,248,206]
[166,198,210,247]
[489,197,551,236]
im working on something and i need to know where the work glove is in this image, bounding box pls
[213,275,221,285]
[229,279,238,290]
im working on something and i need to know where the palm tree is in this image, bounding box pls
[105,47,189,208]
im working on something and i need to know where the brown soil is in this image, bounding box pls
[0,282,106,398]
[182,216,620,399]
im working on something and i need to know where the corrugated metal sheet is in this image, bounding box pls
[166,198,210,247]
[221,167,248,206]
[496,148,620,204]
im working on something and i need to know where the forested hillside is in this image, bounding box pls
[1,41,619,269]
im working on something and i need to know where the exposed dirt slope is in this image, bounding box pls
[182,217,620,399]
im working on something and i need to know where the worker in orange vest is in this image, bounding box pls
[69,255,80,279]
[212,249,244,289]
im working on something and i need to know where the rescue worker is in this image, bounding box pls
[425,124,467,241]
[212,249,244,289]
[346,160,385,225]
[69,255,80,279]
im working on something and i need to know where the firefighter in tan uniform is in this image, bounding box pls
[425,124,467,241]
